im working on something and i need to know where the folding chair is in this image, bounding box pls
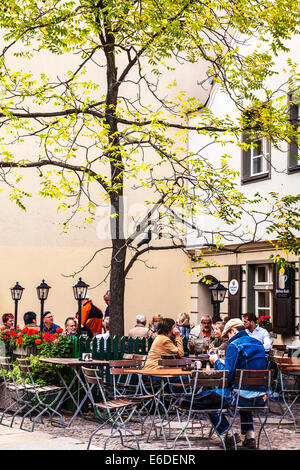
[109,359,146,397]
[273,356,300,432]
[173,369,229,449]
[158,358,192,392]
[0,357,33,427]
[132,354,147,363]
[82,366,143,450]
[16,358,65,432]
[228,369,274,450]
[122,353,134,360]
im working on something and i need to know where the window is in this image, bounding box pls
[254,264,273,319]
[241,134,270,183]
[250,138,268,176]
[288,92,300,172]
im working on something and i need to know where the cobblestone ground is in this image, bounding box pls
[5,401,300,451]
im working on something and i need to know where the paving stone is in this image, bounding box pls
[0,405,299,450]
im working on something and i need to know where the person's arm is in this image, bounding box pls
[262,330,273,351]
[161,335,184,358]
[213,342,239,385]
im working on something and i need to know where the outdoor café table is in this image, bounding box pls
[39,357,109,427]
[121,367,194,449]
[276,363,300,431]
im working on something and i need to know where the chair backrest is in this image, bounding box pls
[0,356,10,362]
[109,359,144,375]
[234,369,274,388]
[0,357,13,376]
[192,369,229,388]
[132,354,147,361]
[122,353,134,360]
[273,356,300,370]
[82,366,101,385]
[16,358,32,374]
[0,357,11,371]
[158,358,192,368]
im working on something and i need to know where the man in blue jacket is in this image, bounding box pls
[209,318,267,449]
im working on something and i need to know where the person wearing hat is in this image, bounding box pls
[207,317,267,450]
[103,290,110,318]
[42,311,62,334]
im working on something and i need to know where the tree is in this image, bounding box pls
[0,0,299,335]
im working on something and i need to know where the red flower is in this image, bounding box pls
[4,329,10,335]
[15,337,23,344]
[3,335,8,339]
[35,339,41,345]
[56,328,63,333]
[10,331,17,338]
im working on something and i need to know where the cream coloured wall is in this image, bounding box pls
[0,47,206,331]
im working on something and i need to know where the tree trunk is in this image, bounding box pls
[109,237,127,337]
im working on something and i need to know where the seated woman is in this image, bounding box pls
[211,321,228,351]
[144,317,184,370]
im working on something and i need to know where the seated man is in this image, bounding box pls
[128,315,151,339]
[64,317,79,337]
[23,311,38,330]
[188,314,215,354]
[208,318,267,450]
[242,313,272,352]
[42,311,62,334]
[103,291,110,318]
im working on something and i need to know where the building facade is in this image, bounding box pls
[187,35,300,346]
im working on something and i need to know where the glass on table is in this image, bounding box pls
[202,337,210,353]
[217,349,225,361]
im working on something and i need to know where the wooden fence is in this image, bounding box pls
[71,335,189,361]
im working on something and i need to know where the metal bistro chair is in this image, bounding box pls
[109,360,155,432]
[16,358,65,432]
[228,369,274,450]
[158,358,192,393]
[173,369,229,450]
[109,359,146,397]
[0,357,34,427]
[273,356,300,432]
[82,366,143,450]
[122,353,134,360]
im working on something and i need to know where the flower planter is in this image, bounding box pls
[13,346,38,356]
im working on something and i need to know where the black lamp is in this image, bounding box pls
[36,280,51,334]
[72,277,89,335]
[209,281,227,323]
[10,282,24,330]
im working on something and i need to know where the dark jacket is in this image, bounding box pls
[214,330,267,395]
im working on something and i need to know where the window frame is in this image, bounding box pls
[253,264,273,320]
[241,134,271,184]
[287,92,300,173]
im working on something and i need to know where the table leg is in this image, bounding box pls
[146,377,172,449]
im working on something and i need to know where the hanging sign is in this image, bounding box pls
[229,279,239,296]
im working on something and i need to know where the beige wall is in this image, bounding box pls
[0,243,191,333]
[0,38,209,333]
